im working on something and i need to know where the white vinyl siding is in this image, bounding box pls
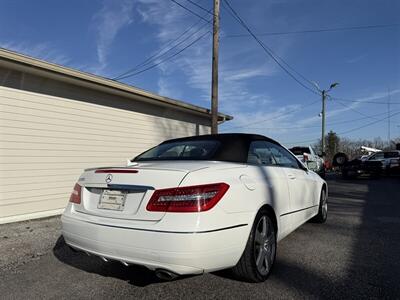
[0,86,210,222]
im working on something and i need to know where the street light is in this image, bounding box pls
[312,82,339,155]
[329,83,339,90]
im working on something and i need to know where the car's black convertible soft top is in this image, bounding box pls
[134,133,281,163]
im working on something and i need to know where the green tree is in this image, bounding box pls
[313,131,340,161]
[325,130,340,161]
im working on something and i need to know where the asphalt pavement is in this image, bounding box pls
[1,175,399,299]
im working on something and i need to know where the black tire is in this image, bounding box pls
[333,152,348,167]
[311,188,328,223]
[231,209,277,282]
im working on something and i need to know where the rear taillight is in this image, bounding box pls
[69,183,82,204]
[146,183,229,212]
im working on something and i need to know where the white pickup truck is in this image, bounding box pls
[289,146,325,178]
[364,150,400,173]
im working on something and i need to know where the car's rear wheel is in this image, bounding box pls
[311,188,327,223]
[232,209,276,282]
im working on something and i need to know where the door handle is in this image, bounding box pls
[287,174,296,180]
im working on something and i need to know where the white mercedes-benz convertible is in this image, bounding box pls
[61,133,328,282]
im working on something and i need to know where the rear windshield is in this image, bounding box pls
[289,147,310,155]
[134,140,221,161]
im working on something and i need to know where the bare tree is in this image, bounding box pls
[313,133,400,161]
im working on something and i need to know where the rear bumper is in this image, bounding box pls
[61,214,249,275]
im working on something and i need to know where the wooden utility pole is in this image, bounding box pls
[321,90,326,155]
[211,0,220,134]
[316,82,337,155]
[388,88,391,146]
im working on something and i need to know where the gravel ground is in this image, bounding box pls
[0,216,61,272]
[1,176,399,299]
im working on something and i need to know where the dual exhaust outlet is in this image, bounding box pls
[69,246,178,281]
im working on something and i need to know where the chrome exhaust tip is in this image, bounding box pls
[155,269,179,281]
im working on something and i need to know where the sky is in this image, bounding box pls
[0,0,399,147]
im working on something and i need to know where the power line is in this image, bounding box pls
[284,110,400,145]
[113,20,211,80]
[221,98,321,131]
[169,0,210,22]
[221,0,399,142]
[184,0,214,15]
[114,15,209,80]
[330,95,400,105]
[116,30,211,80]
[283,137,321,145]
[223,0,325,93]
[332,98,380,120]
[222,0,317,91]
[244,109,400,130]
[224,23,400,38]
[339,110,400,135]
[222,0,319,96]
[222,0,399,144]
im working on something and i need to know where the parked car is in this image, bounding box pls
[332,152,382,179]
[387,157,400,175]
[289,146,325,178]
[61,134,328,282]
[364,150,400,174]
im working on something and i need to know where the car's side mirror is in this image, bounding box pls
[319,152,326,158]
[306,161,318,171]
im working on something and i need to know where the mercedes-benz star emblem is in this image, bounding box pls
[105,174,113,183]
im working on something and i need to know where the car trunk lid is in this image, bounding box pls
[73,162,207,221]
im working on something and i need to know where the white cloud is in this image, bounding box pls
[219,87,400,145]
[158,77,182,99]
[130,1,324,144]
[0,41,70,66]
[133,1,279,111]
[297,88,400,127]
[92,0,135,72]
[224,65,273,81]
[221,103,301,130]
[346,53,367,64]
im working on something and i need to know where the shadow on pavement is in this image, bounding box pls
[340,177,400,298]
[52,175,400,297]
[271,177,400,298]
[52,236,167,287]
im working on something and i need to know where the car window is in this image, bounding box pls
[248,141,300,169]
[289,147,310,155]
[269,144,301,169]
[247,141,277,166]
[134,140,220,161]
[369,152,384,160]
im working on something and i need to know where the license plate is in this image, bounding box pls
[98,190,126,211]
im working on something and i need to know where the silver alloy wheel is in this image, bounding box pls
[254,215,276,276]
[321,190,328,219]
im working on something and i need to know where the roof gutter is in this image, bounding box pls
[0,48,233,122]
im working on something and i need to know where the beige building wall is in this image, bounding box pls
[0,69,211,224]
